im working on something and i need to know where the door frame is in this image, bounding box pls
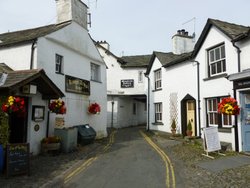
[181,94,197,136]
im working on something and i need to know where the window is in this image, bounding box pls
[208,44,226,76]
[207,97,233,127]
[154,69,161,90]
[138,71,143,83]
[55,54,63,74]
[155,103,162,122]
[91,63,101,82]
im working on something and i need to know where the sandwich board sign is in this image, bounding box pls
[202,127,225,159]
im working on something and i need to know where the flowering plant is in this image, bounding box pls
[1,96,26,115]
[218,97,240,115]
[41,136,61,144]
[49,99,66,114]
[88,103,101,114]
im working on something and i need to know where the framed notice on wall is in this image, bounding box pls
[121,79,134,88]
[65,75,90,95]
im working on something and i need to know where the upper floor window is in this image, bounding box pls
[55,54,63,74]
[207,97,233,127]
[91,63,101,82]
[208,44,226,77]
[138,71,143,83]
[154,69,161,90]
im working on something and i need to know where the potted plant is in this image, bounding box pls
[186,120,193,136]
[1,96,26,116]
[41,136,61,153]
[171,119,177,135]
[218,97,240,115]
[49,99,66,115]
[88,103,101,114]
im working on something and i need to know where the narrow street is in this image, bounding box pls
[64,126,176,188]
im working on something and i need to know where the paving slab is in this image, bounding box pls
[197,155,250,173]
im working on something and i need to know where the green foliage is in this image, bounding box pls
[0,110,9,148]
[187,120,192,131]
[171,119,176,130]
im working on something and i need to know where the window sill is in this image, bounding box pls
[203,73,228,81]
[91,79,102,83]
[152,122,164,126]
[152,88,162,92]
[218,127,232,133]
[55,72,64,75]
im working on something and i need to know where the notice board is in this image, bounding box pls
[203,127,221,152]
[6,143,30,178]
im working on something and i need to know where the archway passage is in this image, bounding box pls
[181,94,197,136]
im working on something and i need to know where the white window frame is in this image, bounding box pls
[207,97,233,127]
[55,54,63,74]
[207,98,218,126]
[91,63,101,82]
[208,44,226,76]
[155,103,162,122]
[154,69,161,90]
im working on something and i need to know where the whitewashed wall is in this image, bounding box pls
[37,22,107,138]
[0,44,32,70]
[98,44,147,128]
[148,57,198,134]
[195,26,238,150]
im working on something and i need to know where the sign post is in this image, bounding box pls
[202,127,225,159]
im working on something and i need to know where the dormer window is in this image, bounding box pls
[208,44,226,77]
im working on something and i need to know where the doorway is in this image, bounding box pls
[9,97,28,143]
[241,93,250,151]
[181,94,197,136]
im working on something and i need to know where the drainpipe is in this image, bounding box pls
[46,100,50,137]
[30,39,37,69]
[232,41,241,73]
[111,100,114,128]
[192,61,201,137]
[231,41,241,152]
[145,74,150,131]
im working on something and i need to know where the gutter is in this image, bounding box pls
[144,74,150,131]
[30,39,37,69]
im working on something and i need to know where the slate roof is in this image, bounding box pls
[0,21,71,47]
[118,55,151,68]
[145,51,192,75]
[193,18,250,57]
[0,69,64,99]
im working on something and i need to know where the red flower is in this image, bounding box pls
[49,99,66,115]
[218,97,240,115]
[88,103,101,114]
[1,96,26,115]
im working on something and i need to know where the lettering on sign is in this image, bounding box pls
[6,143,30,178]
[121,79,134,88]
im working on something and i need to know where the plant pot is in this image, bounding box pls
[41,143,61,153]
[186,130,193,137]
[171,129,176,135]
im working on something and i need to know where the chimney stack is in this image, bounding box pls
[55,0,88,29]
[172,29,195,55]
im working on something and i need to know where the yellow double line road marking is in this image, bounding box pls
[140,130,176,188]
[64,129,117,184]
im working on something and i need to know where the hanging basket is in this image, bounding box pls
[218,97,240,115]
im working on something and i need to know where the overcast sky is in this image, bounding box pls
[0,0,250,56]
